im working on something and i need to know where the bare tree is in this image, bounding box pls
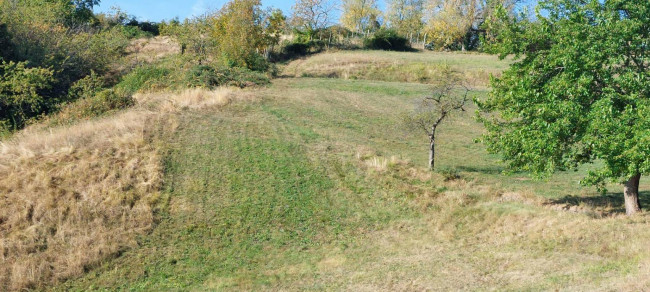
[403,72,470,170]
[291,0,338,38]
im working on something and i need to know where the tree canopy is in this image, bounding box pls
[424,0,522,50]
[385,0,424,38]
[341,0,381,33]
[291,0,337,36]
[478,0,650,214]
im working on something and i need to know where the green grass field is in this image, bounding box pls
[56,51,650,291]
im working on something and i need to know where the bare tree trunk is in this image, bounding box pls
[429,129,436,171]
[624,174,642,215]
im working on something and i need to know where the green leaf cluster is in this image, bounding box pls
[0,0,139,131]
[0,61,54,132]
[478,0,650,188]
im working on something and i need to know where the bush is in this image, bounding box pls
[126,19,160,36]
[363,29,411,51]
[0,60,54,130]
[45,89,134,126]
[0,1,132,132]
[86,89,135,116]
[117,66,172,94]
[272,40,326,62]
[0,24,14,61]
[287,40,325,55]
[283,42,311,56]
[244,53,270,72]
[185,64,270,89]
[66,71,106,101]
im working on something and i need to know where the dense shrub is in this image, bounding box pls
[76,89,134,118]
[116,66,172,94]
[283,42,311,56]
[0,61,54,131]
[126,19,160,36]
[185,64,270,88]
[266,40,326,63]
[0,0,134,132]
[363,29,411,51]
[66,71,106,101]
[44,89,135,127]
[275,40,326,61]
[0,24,14,61]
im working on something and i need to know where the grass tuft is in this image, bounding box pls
[0,110,169,290]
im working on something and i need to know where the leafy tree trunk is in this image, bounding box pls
[624,174,642,215]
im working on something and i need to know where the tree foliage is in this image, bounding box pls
[341,0,381,33]
[424,0,521,50]
[478,0,650,214]
[0,0,135,131]
[363,29,411,51]
[386,0,424,38]
[0,61,54,132]
[211,0,285,70]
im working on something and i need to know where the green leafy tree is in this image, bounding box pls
[424,0,521,50]
[386,0,424,39]
[341,0,381,33]
[69,0,101,24]
[211,0,275,70]
[478,0,650,215]
[264,9,287,54]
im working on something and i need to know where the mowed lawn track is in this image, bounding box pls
[58,52,650,291]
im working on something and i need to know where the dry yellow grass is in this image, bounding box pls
[0,86,248,291]
[126,36,181,63]
[134,87,250,112]
[282,51,508,87]
[0,110,165,290]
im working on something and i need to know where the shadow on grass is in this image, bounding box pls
[456,165,505,175]
[546,191,650,216]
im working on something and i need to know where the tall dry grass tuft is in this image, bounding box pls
[126,36,181,63]
[134,87,249,112]
[0,110,166,290]
[0,85,251,290]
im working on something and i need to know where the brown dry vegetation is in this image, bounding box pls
[275,149,650,291]
[126,36,181,64]
[134,87,252,112]
[0,110,164,290]
[282,50,509,87]
[0,87,242,291]
[50,75,650,291]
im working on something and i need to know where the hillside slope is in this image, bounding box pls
[57,69,650,291]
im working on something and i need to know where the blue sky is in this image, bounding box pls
[94,0,534,23]
[94,0,300,22]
